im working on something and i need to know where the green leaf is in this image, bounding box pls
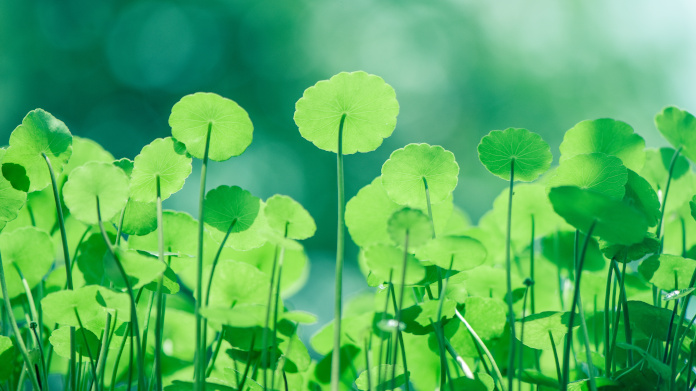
[208,201,268,251]
[0,227,54,298]
[203,185,261,236]
[75,232,112,285]
[207,260,269,307]
[294,71,399,154]
[655,106,696,163]
[445,374,496,391]
[283,310,318,324]
[117,199,157,236]
[449,296,507,357]
[169,92,254,161]
[0,149,27,230]
[548,153,628,199]
[519,370,560,389]
[355,364,407,391]
[600,233,660,262]
[41,286,104,326]
[59,136,114,183]
[548,186,648,245]
[401,299,456,334]
[49,326,101,362]
[477,127,552,182]
[129,137,192,202]
[559,118,645,171]
[264,194,315,240]
[387,207,432,248]
[515,311,579,350]
[623,169,661,227]
[640,147,690,191]
[381,143,459,208]
[104,247,166,290]
[415,235,486,271]
[638,254,696,291]
[0,335,15,380]
[2,109,72,192]
[129,210,199,257]
[63,161,129,224]
[626,300,684,341]
[457,265,524,300]
[364,244,425,285]
[113,157,134,177]
[165,380,238,391]
[201,304,267,328]
[541,231,606,272]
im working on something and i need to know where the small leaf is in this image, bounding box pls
[364,244,425,285]
[548,186,648,245]
[207,260,270,307]
[2,109,72,192]
[477,127,552,182]
[63,161,129,224]
[515,311,580,350]
[638,254,696,291]
[128,210,199,257]
[129,137,192,202]
[0,149,27,230]
[204,185,261,234]
[655,106,696,163]
[113,158,134,177]
[264,194,316,240]
[449,296,507,357]
[381,143,459,208]
[355,364,407,391]
[169,92,254,161]
[0,227,54,298]
[548,153,628,199]
[415,235,487,271]
[559,118,645,171]
[387,207,432,248]
[400,299,456,334]
[294,71,399,154]
[41,286,104,326]
[118,199,157,236]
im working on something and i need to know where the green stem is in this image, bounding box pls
[454,308,506,391]
[97,196,145,390]
[205,329,225,377]
[604,259,614,375]
[363,337,372,391]
[391,231,411,391]
[29,322,48,391]
[42,151,75,389]
[422,177,436,238]
[505,159,516,391]
[561,222,597,391]
[195,122,212,391]
[518,283,531,391]
[530,215,536,315]
[549,330,562,383]
[656,146,682,241]
[376,271,393,389]
[261,243,280,391]
[331,113,347,391]
[236,333,256,391]
[154,175,165,391]
[270,229,289,391]
[74,309,99,384]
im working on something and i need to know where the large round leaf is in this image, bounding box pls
[541,231,606,272]
[655,106,696,163]
[0,227,54,298]
[2,109,72,192]
[128,210,199,257]
[129,137,192,202]
[449,296,507,357]
[117,199,157,236]
[104,247,166,290]
[387,207,432,248]
[204,185,261,235]
[415,235,486,271]
[547,153,628,199]
[381,143,459,208]
[63,161,129,224]
[559,118,645,171]
[59,136,114,183]
[294,71,399,154]
[41,285,105,327]
[515,311,579,351]
[638,254,696,291]
[0,149,26,230]
[623,169,660,227]
[0,336,15,381]
[264,194,315,240]
[364,244,425,285]
[477,127,552,182]
[548,186,648,245]
[169,92,254,161]
[206,259,269,306]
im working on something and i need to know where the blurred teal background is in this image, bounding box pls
[2,0,695,339]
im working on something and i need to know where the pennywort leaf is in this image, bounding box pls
[477,127,552,182]
[129,137,192,202]
[655,106,696,163]
[548,153,628,199]
[63,161,130,224]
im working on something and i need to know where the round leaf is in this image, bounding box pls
[207,259,269,307]
[294,71,399,154]
[2,109,72,192]
[415,235,487,271]
[264,194,315,240]
[41,286,104,326]
[638,254,696,291]
[364,244,425,285]
[387,207,432,248]
[381,143,459,208]
[104,247,166,290]
[640,148,689,189]
[129,137,192,202]
[623,169,660,227]
[128,210,199,257]
[49,326,101,362]
[0,335,15,381]
[0,149,27,230]
[548,153,628,199]
[515,311,580,351]
[541,231,606,272]
[0,227,54,298]
[169,92,254,161]
[204,185,260,234]
[477,127,552,182]
[655,106,696,163]
[548,186,648,245]
[63,161,130,224]
[59,136,114,182]
[559,118,645,171]
[118,199,157,236]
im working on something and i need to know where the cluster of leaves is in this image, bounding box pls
[0,71,695,391]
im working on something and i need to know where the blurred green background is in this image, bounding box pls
[2,0,695,337]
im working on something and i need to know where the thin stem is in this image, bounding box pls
[363,337,372,391]
[610,260,633,365]
[656,146,682,241]
[205,329,225,377]
[97,196,145,390]
[270,238,288,391]
[561,222,597,391]
[42,151,75,390]
[422,177,436,238]
[236,333,256,391]
[261,243,280,391]
[518,284,531,391]
[391,231,411,391]
[549,330,562,383]
[195,122,213,391]
[505,159,516,391]
[454,308,506,391]
[530,214,536,315]
[154,175,165,391]
[75,309,99,384]
[331,113,347,391]
[29,322,48,391]
[604,259,614,375]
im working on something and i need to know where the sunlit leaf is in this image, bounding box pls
[264,194,316,240]
[515,311,579,350]
[355,364,407,391]
[0,336,15,380]
[129,137,192,202]
[0,227,53,298]
[477,127,552,182]
[559,118,645,171]
[104,247,165,290]
[0,149,27,230]
[541,231,606,272]
[63,161,129,224]
[548,153,628,199]
[41,286,104,326]
[49,326,101,362]
[204,185,260,235]
[363,244,425,285]
[59,136,114,183]
[548,186,648,245]
[655,106,696,163]
[449,296,506,357]
[623,169,661,227]
[206,259,269,307]
[640,147,689,189]
[2,109,72,192]
[201,304,267,328]
[381,143,459,208]
[415,235,486,271]
[169,92,254,161]
[294,71,399,154]
[118,199,157,236]
[638,254,696,291]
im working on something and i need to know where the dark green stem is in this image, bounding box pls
[505,159,516,391]
[331,113,347,391]
[391,231,411,391]
[205,329,225,377]
[656,146,682,241]
[74,309,98,384]
[422,177,436,237]
[549,330,562,383]
[195,122,213,391]
[604,259,614,375]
